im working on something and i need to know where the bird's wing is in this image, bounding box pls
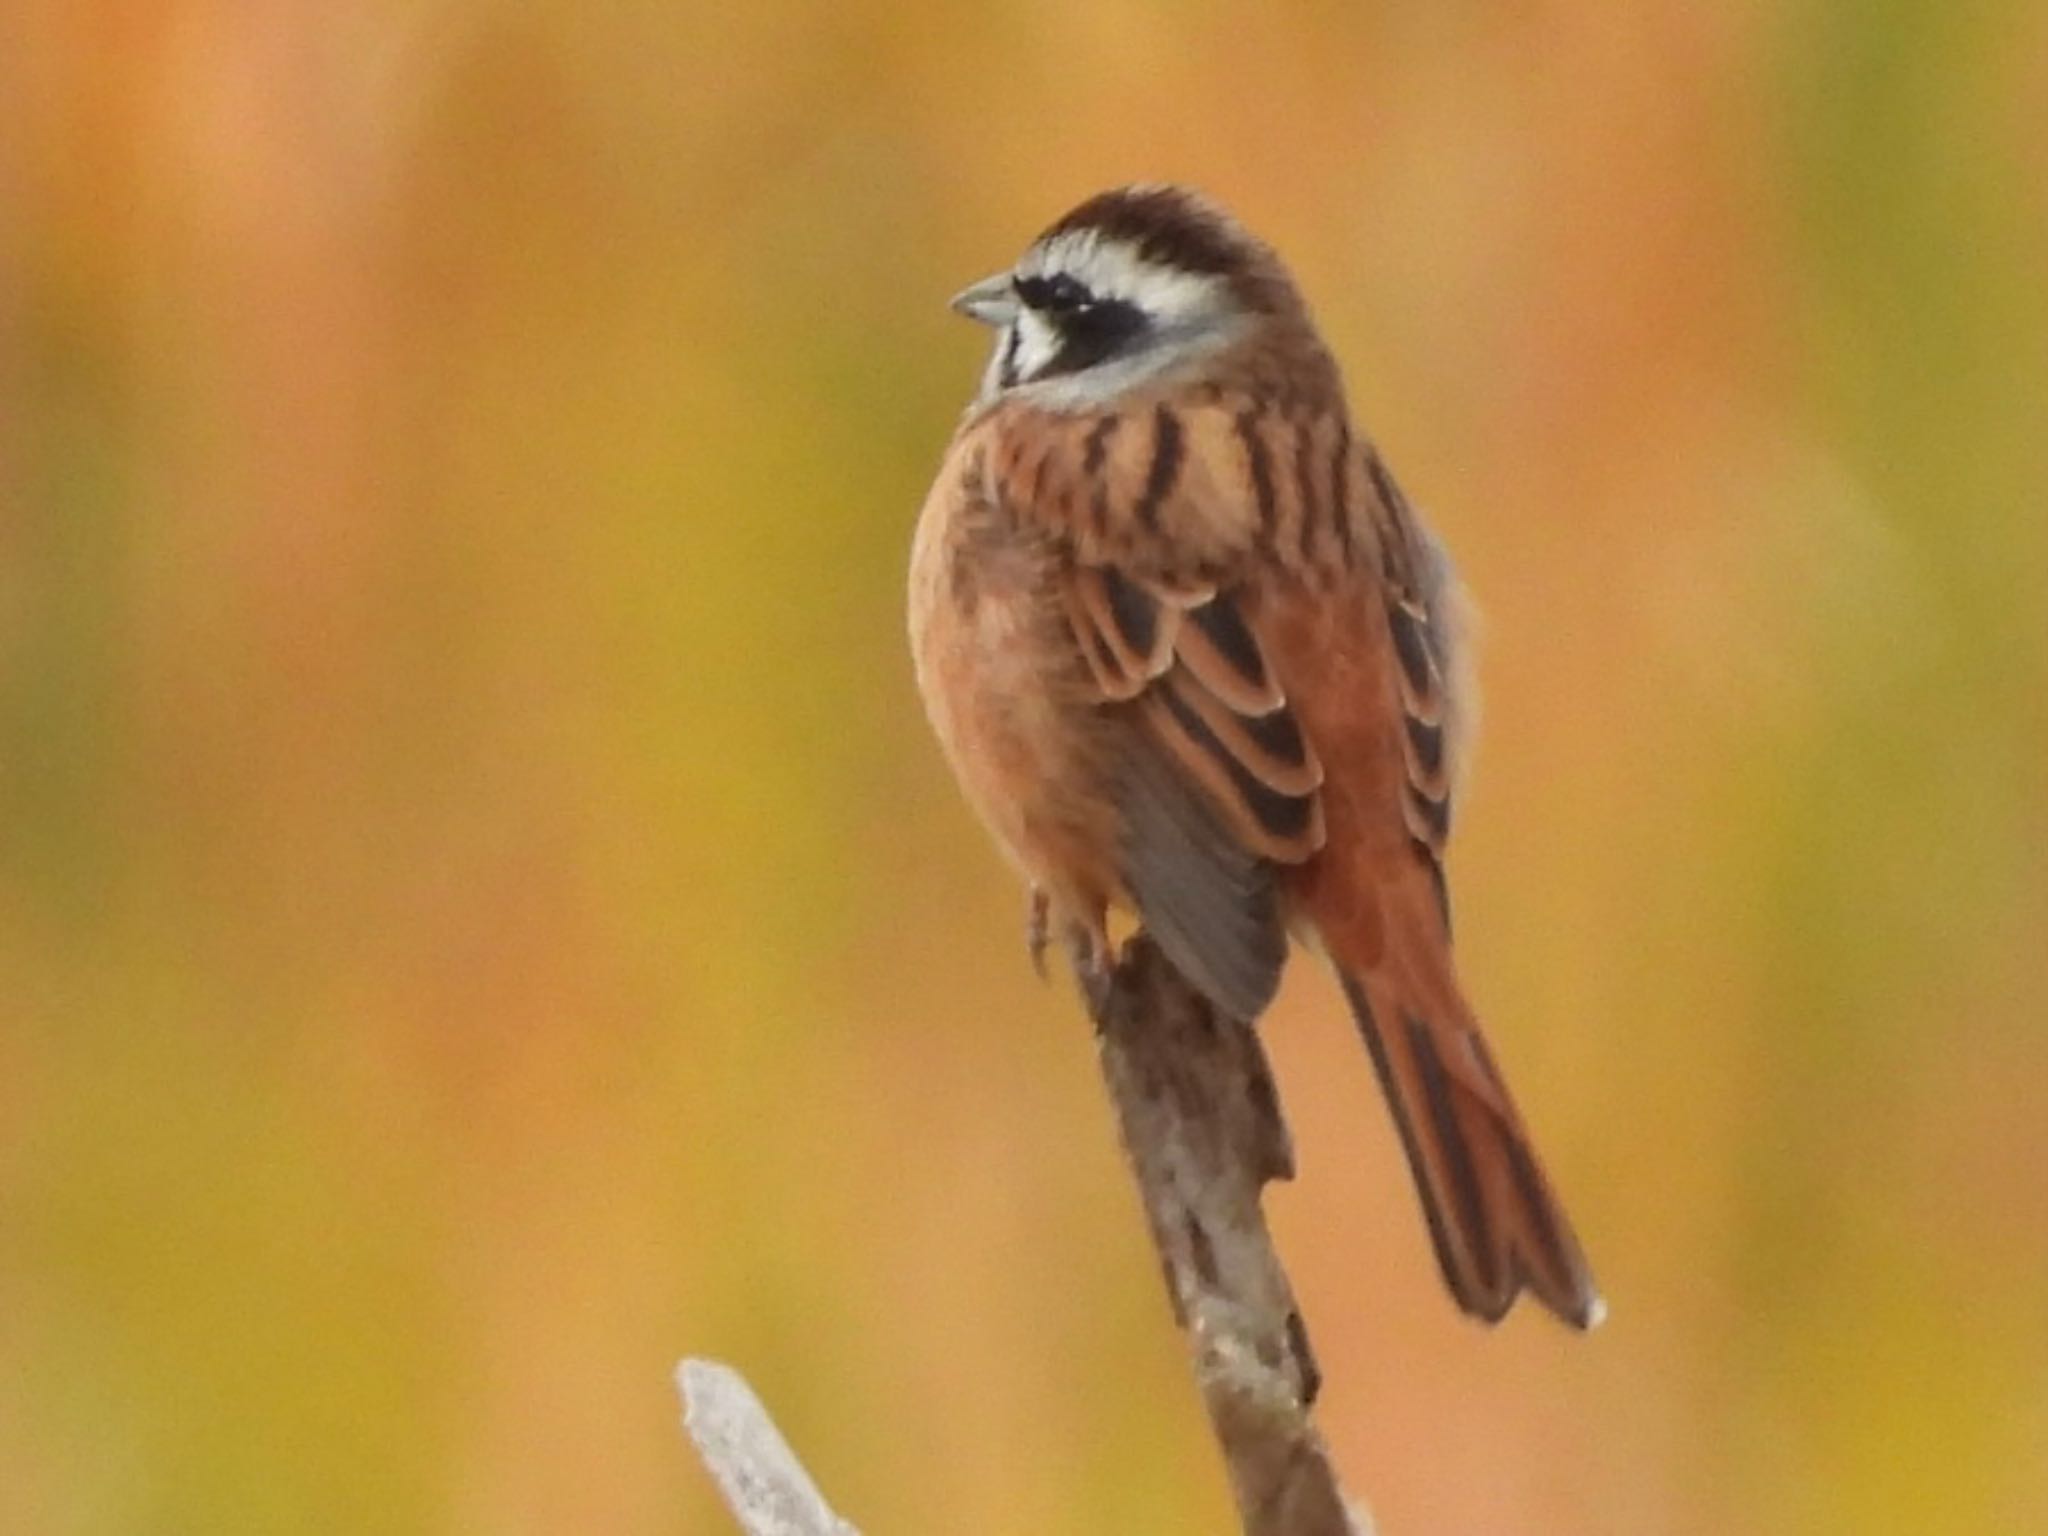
[1361,455,1466,930]
[984,397,1332,1019]
[1263,450,1601,1329]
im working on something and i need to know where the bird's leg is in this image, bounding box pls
[1025,887,1051,980]
[1027,887,1115,1022]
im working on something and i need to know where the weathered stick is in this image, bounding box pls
[1092,935,1370,1536]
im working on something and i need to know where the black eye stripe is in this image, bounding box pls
[1030,300,1148,380]
[1004,269,1152,384]
[1015,272,1094,313]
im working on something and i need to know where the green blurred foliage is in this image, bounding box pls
[2,2,2044,1532]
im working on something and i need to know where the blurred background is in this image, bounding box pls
[3,2,2045,1532]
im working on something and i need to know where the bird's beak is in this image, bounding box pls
[950,272,1019,327]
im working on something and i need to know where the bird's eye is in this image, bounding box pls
[1016,273,1092,314]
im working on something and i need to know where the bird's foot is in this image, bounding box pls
[1064,919,1116,1027]
[1024,889,1115,1023]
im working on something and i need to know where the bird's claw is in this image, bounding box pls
[1023,889,1116,1022]
[1025,889,1051,980]
[1066,921,1115,1026]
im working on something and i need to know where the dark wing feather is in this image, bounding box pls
[1368,458,1464,933]
[1064,567,1327,1020]
[1069,565,1174,697]
[1117,724,1286,1022]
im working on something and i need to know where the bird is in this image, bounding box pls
[907,184,1601,1330]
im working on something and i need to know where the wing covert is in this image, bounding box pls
[1366,453,1473,931]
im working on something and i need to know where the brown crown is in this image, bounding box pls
[1037,185,1300,316]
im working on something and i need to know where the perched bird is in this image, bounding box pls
[908,185,1601,1329]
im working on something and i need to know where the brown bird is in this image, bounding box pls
[908,185,1601,1329]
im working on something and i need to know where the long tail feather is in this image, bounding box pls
[1337,969,1602,1329]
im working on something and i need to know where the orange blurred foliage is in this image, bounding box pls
[2,3,2044,1532]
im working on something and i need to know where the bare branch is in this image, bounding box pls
[1093,936,1373,1536]
[680,933,1372,1535]
[678,1358,860,1536]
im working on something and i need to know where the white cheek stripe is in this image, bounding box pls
[1008,309,1060,381]
[1016,231,1227,322]
[1010,322,1240,411]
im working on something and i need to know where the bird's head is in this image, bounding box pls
[952,185,1310,410]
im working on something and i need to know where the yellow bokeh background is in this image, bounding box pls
[5,4,2045,1532]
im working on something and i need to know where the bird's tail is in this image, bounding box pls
[1333,960,1602,1329]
